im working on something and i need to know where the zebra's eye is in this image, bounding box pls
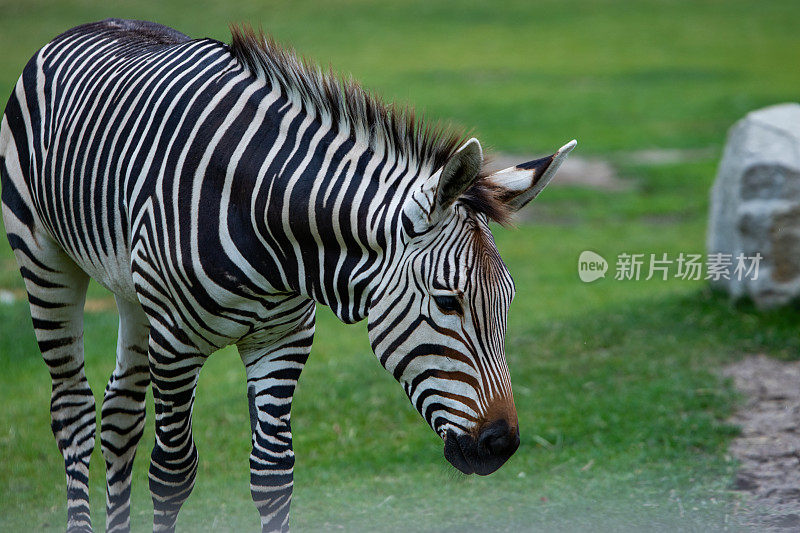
[433,294,463,315]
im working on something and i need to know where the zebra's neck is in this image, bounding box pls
[203,32,464,324]
[216,69,424,324]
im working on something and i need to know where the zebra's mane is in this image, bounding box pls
[229,24,465,172]
[228,25,511,224]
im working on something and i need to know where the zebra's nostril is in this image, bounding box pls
[478,419,520,457]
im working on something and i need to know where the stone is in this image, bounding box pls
[707,103,800,309]
[732,471,760,491]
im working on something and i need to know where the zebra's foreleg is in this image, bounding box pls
[238,305,315,533]
[17,242,94,531]
[146,326,204,532]
[100,296,150,533]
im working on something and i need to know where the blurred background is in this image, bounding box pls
[1,0,799,531]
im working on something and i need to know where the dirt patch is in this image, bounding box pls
[616,147,717,166]
[723,355,800,530]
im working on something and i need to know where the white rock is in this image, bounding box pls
[707,103,800,309]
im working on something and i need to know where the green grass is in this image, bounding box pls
[2,0,800,531]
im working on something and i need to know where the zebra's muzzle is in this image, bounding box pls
[444,429,474,474]
[444,420,520,476]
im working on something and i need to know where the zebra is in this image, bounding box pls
[0,19,575,532]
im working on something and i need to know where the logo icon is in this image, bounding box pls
[578,251,608,282]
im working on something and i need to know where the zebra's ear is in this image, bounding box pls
[403,138,483,232]
[484,139,577,212]
[433,138,483,213]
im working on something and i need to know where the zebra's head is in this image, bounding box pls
[368,138,576,475]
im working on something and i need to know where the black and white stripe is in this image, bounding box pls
[1,19,574,532]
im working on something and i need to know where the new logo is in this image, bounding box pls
[578,251,608,282]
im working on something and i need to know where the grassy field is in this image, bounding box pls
[1,0,800,531]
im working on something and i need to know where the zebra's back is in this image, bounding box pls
[1,19,239,301]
